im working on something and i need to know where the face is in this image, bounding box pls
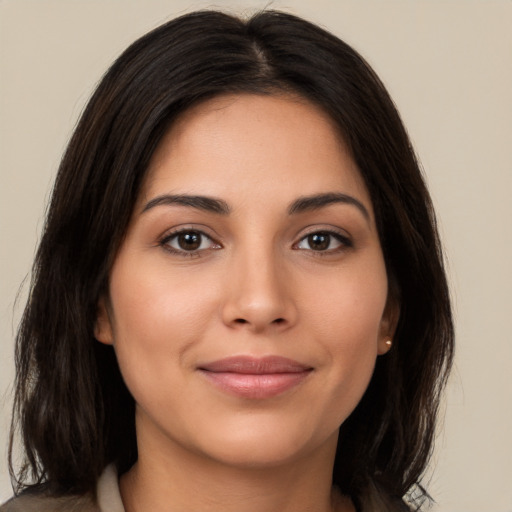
[96,94,395,470]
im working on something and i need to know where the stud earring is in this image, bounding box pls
[385,339,392,348]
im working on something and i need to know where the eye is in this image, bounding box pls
[161,229,220,255]
[295,231,351,252]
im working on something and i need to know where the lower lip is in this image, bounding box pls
[199,371,311,399]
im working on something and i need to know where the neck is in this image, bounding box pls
[120,421,353,512]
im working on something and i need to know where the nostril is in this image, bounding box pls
[233,318,285,325]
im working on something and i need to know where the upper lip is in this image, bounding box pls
[198,356,312,374]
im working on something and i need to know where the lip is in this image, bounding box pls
[198,356,313,399]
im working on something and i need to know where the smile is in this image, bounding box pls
[198,356,313,399]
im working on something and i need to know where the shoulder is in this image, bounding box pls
[0,464,122,512]
[0,492,99,512]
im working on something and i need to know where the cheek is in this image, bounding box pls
[110,254,220,337]
[299,259,387,409]
[301,258,388,345]
[106,257,221,397]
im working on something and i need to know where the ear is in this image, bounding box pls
[377,298,400,355]
[94,296,114,345]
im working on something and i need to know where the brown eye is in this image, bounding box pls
[177,231,202,250]
[307,233,330,251]
[295,231,351,252]
[163,230,220,254]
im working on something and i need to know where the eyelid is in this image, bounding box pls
[293,226,353,253]
[159,225,222,256]
[295,224,352,241]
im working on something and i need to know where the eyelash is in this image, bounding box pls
[159,228,352,257]
[293,230,353,254]
[160,229,221,258]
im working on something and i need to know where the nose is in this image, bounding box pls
[221,246,298,334]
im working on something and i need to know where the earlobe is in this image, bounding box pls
[378,338,393,355]
[377,299,400,355]
[94,297,114,345]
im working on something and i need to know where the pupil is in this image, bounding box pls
[178,231,201,250]
[309,233,330,251]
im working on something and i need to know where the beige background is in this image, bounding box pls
[1,1,511,510]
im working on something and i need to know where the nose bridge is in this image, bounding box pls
[222,237,296,332]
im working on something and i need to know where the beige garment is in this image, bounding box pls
[0,465,124,512]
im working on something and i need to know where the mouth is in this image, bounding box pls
[197,356,313,399]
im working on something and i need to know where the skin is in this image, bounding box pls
[95,93,396,512]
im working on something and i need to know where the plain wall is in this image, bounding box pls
[1,1,511,511]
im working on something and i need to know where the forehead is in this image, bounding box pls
[141,93,372,213]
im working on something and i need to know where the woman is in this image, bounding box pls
[2,9,453,512]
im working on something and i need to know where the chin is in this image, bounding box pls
[190,415,339,470]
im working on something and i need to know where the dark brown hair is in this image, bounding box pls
[10,10,453,512]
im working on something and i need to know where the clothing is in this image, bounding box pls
[0,465,124,512]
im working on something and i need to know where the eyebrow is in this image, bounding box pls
[288,192,370,220]
[142,194,231,215]
[141,192,369,220]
